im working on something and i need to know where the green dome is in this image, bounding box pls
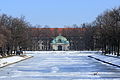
[51,35,69,44]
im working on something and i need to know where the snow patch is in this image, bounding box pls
[91,54,120,68]
[0,55,32,68]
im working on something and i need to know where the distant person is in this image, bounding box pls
[20,48,23,55]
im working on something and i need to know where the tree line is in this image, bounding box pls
[0,14,32,57]
[0,6,120,56]
[83,7,120,56]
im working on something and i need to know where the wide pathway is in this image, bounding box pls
[0,51,120,80]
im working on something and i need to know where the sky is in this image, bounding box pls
[0,0,120,28]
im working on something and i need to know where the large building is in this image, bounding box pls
[31,28,85,51]
[51,34,69,51]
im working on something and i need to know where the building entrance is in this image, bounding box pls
[58,45,62,51]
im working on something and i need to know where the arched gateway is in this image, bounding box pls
[58,45,62,51]
[51,35,69,51]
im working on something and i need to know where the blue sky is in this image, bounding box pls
[0,0,120,28]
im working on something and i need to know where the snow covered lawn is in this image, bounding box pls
[90,54,120,68]
[0,51,120,80]
[0,55,32,68]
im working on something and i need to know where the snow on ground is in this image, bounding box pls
[0,51,99,68]
[0,51,120,80]
[25,51,120,68]
[0,55,32,68]
[25,51,120,67]
[24,51,102,54]
[1,51,119,69]
[24,51,102,57]
[90,54,120,67]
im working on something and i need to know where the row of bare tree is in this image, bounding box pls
[0,14,32,57]
[0,6,120,56]
[83,7,120,56]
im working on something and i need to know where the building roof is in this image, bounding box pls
[51,35,69,44]
[31,28,86,37]
[31,28,85,33]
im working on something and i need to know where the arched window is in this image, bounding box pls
[58,39,62,43]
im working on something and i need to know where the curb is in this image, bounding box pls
[0,56,33,68]
[88,56,120,68]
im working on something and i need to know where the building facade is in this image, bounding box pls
[31,28,85,51]
[51,35,69,51]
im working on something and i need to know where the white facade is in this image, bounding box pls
[51,35,69,51]
[52,43,69,51]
